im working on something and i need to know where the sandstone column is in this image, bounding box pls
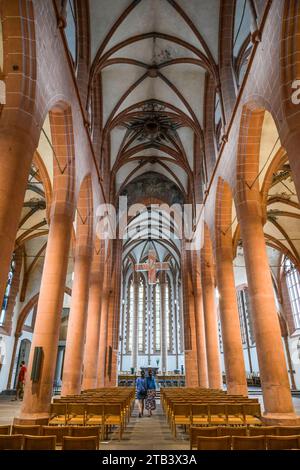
[182,249,199,387]
[215,231,248,396]
[193,252,208,387]
[97,289,109,387]
[82,246,104,390]
[184,286,199,386]
[193,289,209,387]
[17,210,73,423]
[61,230,93,395]
[0,131,35,306]
[238,201,297,422]
[201,251,222,389]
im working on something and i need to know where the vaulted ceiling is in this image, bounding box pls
[88,0,223,205]
[84,0,253,265]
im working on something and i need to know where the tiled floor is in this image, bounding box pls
[0,395,300,450]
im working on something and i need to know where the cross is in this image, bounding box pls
[135,250,169,284]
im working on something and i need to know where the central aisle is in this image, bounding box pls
[103,401,189,450]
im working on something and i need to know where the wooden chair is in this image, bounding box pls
[172,404,191,438]
[48,403,67,426]
[69,426,100,439]
[62,436,98,450]
[266,435,300,450]
[190,426,218,450]
[232,435,266,450]
[276,426,300,436]
[248,426,277,436]
[85,404,105,439]
[217,426,247,437]
[0,434,23,450]
[104,404,123,440]
[209,404,227,426]
[226,404,244,426]
[190,404,209,426]
[23,435,56,450]
[0,425,11,435]
[197,436,231,450]
[42,425,70,445]
[242,404,262,426]
[67,403,86,426]
[12,425,41,436]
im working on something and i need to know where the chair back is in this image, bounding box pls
[67,403,86,416]
[86,404,104,416]
[190,404,208,416]
[226,404,243,415]
[0,425,11,435]
[104,403,121,416]
[62,436,98,450]
[209,404,226,415]
[266,435,300,450]
[0,434,23,450]
[69,426,100,438]
[217,426,247,437]
[197,436,231,451]
[276,426,300,436]
[190,427,218,450]
[243,403,261,417]
[12,425,41,436]
[50,403,66,416]
[173,403,190,417]
[42,425,70,444]
[248,426,277,436]
[23,435,56,450]
[232,435,265,450]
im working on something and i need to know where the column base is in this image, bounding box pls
[14,413,50,425]
[261,412,300,426]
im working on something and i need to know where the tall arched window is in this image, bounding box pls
[284,258,300,329]
[126,278,134,353]
[138,278,145,352]
[65,0,77,64]
[236,286,255,346]
[155,280,161,351]
[0,254,16,326]
[233,0,253,87]
[214,91,222,151]
[165,281,170,350]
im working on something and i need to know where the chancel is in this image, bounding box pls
[0,0,300,453]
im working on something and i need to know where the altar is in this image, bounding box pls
[140,366,159,377]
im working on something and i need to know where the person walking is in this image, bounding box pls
[145,369,156,416]
[15,361,27,400]
[136,370,147,418]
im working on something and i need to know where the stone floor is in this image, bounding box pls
[103,402,189,450]
[0,399,189,450]
[1,395,300,450]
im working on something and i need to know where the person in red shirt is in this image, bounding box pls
[16,361,27,400]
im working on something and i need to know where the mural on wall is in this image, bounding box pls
[121,172,184,207]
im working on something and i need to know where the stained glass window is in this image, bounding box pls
[284,258,300,330]
[0,255,16,326]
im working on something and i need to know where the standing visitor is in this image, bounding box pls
[15,361,27,401]
[136,370,147,418]
[145,369,156,417]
